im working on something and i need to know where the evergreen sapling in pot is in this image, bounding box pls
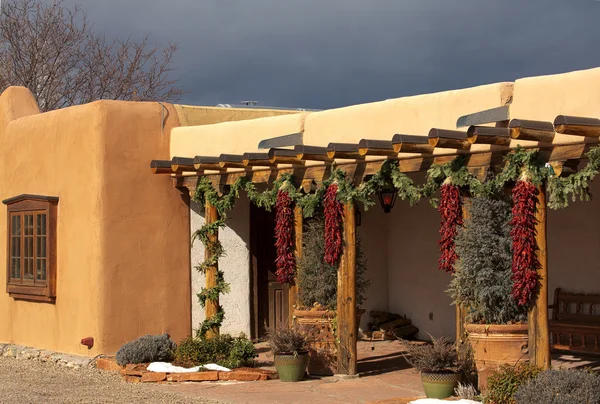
[447,195,529,392]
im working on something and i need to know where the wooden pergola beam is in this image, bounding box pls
[242,152,274,167]
[357,139,397,156]
[295,145,333,162]
[269,148,305,165]
[172,142,597,191]
[428,129,474,150]
[467,126,511,146]
[509,119,555,143]
[554,115,600,138]
[171,157,195,173]
[193,156,224,171]
[150,160,173,174]
[327,143,364,159]
[289,206,303,326]
[392,134,434,154]
[219,154,246,169]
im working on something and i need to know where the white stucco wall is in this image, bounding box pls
[386,173,455,340]
[357,201,390,330]
[190,197,252,337]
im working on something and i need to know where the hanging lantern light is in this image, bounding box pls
[378,186,397,213]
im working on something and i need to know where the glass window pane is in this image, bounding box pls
[37,214,46,236]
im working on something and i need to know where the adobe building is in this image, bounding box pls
[1,67,600,362]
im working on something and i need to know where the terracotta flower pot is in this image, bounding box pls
[466,323,529,392]
[421,371,460,399]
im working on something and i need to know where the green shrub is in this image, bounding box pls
[297,216,369,309]
[174,334,257,369]
[485,363,541,404]
[514,369,600,404]
[448,195,528,324]
[115,334,176,366]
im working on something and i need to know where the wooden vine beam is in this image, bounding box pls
[289,206,303,326]
[554,115,600,138]
[337,201,357,375]
[456,199,471,345]
[528,184,550,369]
[219,154,246,169]
[205,200,220,339]
[242,152,274,167]
[509,119,555,143]
[171,142,598,190]
[392,134,434,154]
[428,129,475,150]
[357,139,397,156]
[150,160,174,174]
[466,126,511,146]
[269,148,305,165]
[327,143,364,159]
[295,145,333,162]
[193,156,224,171]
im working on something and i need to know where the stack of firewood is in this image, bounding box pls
[362,310,419,341]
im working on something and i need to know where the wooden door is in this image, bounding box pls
[250,204,289,339]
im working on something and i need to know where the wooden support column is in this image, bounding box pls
[456,199,470,344]
[205,200,219,339]
[337,202,357,375]
[528,184,550,369]
[289,206,303,326]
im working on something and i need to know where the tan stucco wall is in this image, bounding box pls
[173,104,299,127]
[170,112,308,158]
[0,88,191,355]
[303,83,513,147]
[510,67,600,145]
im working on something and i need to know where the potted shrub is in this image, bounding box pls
[401,335,466,399]
[267,326,309,382]
[447,195,529,392]
[294,215,370,375]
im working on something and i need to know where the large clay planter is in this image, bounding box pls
[293,308,365,376]
[421,371,460,399]
[466,323,529,392]
[274,352,309,382]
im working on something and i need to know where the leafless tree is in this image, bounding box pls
[0,0,183,111]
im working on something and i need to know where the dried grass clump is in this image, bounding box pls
[266,326,308,355]
[115,334,176,366]
[514,368,600,404]
[400,335,465,373]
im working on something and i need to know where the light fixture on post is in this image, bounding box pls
[378,186,397,213]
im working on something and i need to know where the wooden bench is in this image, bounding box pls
[549,288,600,354]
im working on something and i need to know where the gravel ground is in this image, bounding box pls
[0,356,223,404]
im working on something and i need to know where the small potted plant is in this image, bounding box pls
[267,326,309,382]
[401,335,466,399]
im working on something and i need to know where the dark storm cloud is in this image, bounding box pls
[66,0,600,109]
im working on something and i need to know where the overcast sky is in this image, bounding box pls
[66,0,600,110]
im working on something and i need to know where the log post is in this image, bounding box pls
[456,199,470,344]
[205,200,219,339]
[289,206,303,326]
[528,184,550,369]
[337,202,357,375]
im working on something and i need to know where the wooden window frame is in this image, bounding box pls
[3,195,58,302]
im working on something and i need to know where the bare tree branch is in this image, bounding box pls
[0,0,183,111]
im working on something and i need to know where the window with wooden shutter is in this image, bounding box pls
[3,195,58,302]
